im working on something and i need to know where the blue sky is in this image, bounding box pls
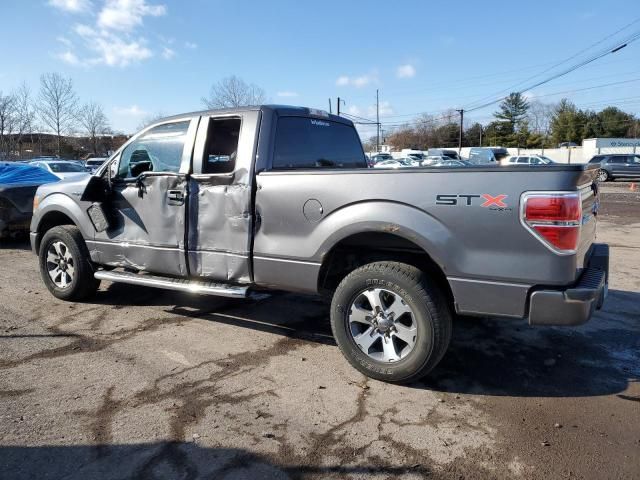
[1,0,639,136]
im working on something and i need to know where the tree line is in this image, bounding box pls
[0,73,114,160]
[0,73,266,161]
[374,92,640,151]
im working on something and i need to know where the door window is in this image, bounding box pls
[517,157,530,164]
[203,118,241,174]
[117,121,190,178]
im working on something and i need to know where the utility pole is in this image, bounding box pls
[337,97,340,116]
[456,109,464,152]
[479,125,482,147]
[328,98,332,114]
[376,89,380,153]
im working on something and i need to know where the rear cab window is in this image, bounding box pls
[272,116,367,169]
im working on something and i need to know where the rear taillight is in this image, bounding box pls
[521,193,582,254]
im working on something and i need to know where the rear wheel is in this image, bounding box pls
[39,226,100,301]
[597,169,609,182]
[330,261,452,383]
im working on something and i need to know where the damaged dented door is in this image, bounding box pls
[94,118,198,276]
[186,112,259,282]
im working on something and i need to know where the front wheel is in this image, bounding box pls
[39,225,100,301]
[597,169,609,182]
[330,261,452,383]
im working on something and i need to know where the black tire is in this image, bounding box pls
[597,169,609,182]
[39,225,100,301]
[330,261,452,383]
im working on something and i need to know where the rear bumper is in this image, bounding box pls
[528,243,609,326]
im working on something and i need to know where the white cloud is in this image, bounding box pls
[184,41,198,49]
[56,36,74,47]
[98,0,167,32]
[367,101,393,117]
[276,91,299,98]
[114,105,147,116]
[346,105,362,116]
[53,1,166,68]
[57,50,80,65]
[74,24,153,66]
[335,73,376,88]
[396,64,416,79]
[161,47,175,60]
[48,0,91,13]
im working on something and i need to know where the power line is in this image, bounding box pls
[463,27,640,113]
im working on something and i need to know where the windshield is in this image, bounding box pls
[47,162,86,173]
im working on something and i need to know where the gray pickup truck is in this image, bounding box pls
[30,105,609,383]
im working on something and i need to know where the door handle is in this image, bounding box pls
[167,190,185,205]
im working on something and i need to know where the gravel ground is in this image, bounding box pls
[0,184,638,479]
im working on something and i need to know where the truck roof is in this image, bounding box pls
[156,104,354,126]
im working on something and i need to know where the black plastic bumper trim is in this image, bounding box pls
[528,243,609,326]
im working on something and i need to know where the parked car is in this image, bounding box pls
[85,158,108,173]
[508,155,555,166]
[589,154,640,182]
[468,147,510,165]
[406,153,426,163]
[431,159,472,167]
[428,148,461,160]
[370,153,394,165]
[30,160,90,180]
[30,105,608,383]
[0,162,58,238]
[373,159,413,168]
[422,155,449,166]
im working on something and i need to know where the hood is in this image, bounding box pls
[55,172,90,181]
[36,174,93,200]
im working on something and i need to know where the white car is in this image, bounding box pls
[29,160,90,180]
[85,158,108,173]
[508,155,555,166]
[373,159,414,169]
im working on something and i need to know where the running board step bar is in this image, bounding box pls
[94,270,249,298]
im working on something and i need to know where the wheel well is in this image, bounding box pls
[35,211,75,253]
[318,232,453,306]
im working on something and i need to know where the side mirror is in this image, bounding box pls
[80,175,110,202]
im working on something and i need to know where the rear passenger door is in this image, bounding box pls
[187,111,260,282]
[608,156,626,176]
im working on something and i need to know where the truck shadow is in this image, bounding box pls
[420,288,640,398]
[0,443,433,480]
[95,283,638,398]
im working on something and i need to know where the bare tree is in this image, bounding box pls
[14,83,36,158]
[38,73,78,155]
[527,100,555,137]
[78,102,110,154]
[201,75,266,109]
[0,91,15,159]
[137,112,167,131]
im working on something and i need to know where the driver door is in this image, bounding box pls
[93,118,198,276]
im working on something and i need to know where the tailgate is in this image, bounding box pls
[576,169,599,271]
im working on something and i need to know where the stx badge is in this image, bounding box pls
[436,194,510,210]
